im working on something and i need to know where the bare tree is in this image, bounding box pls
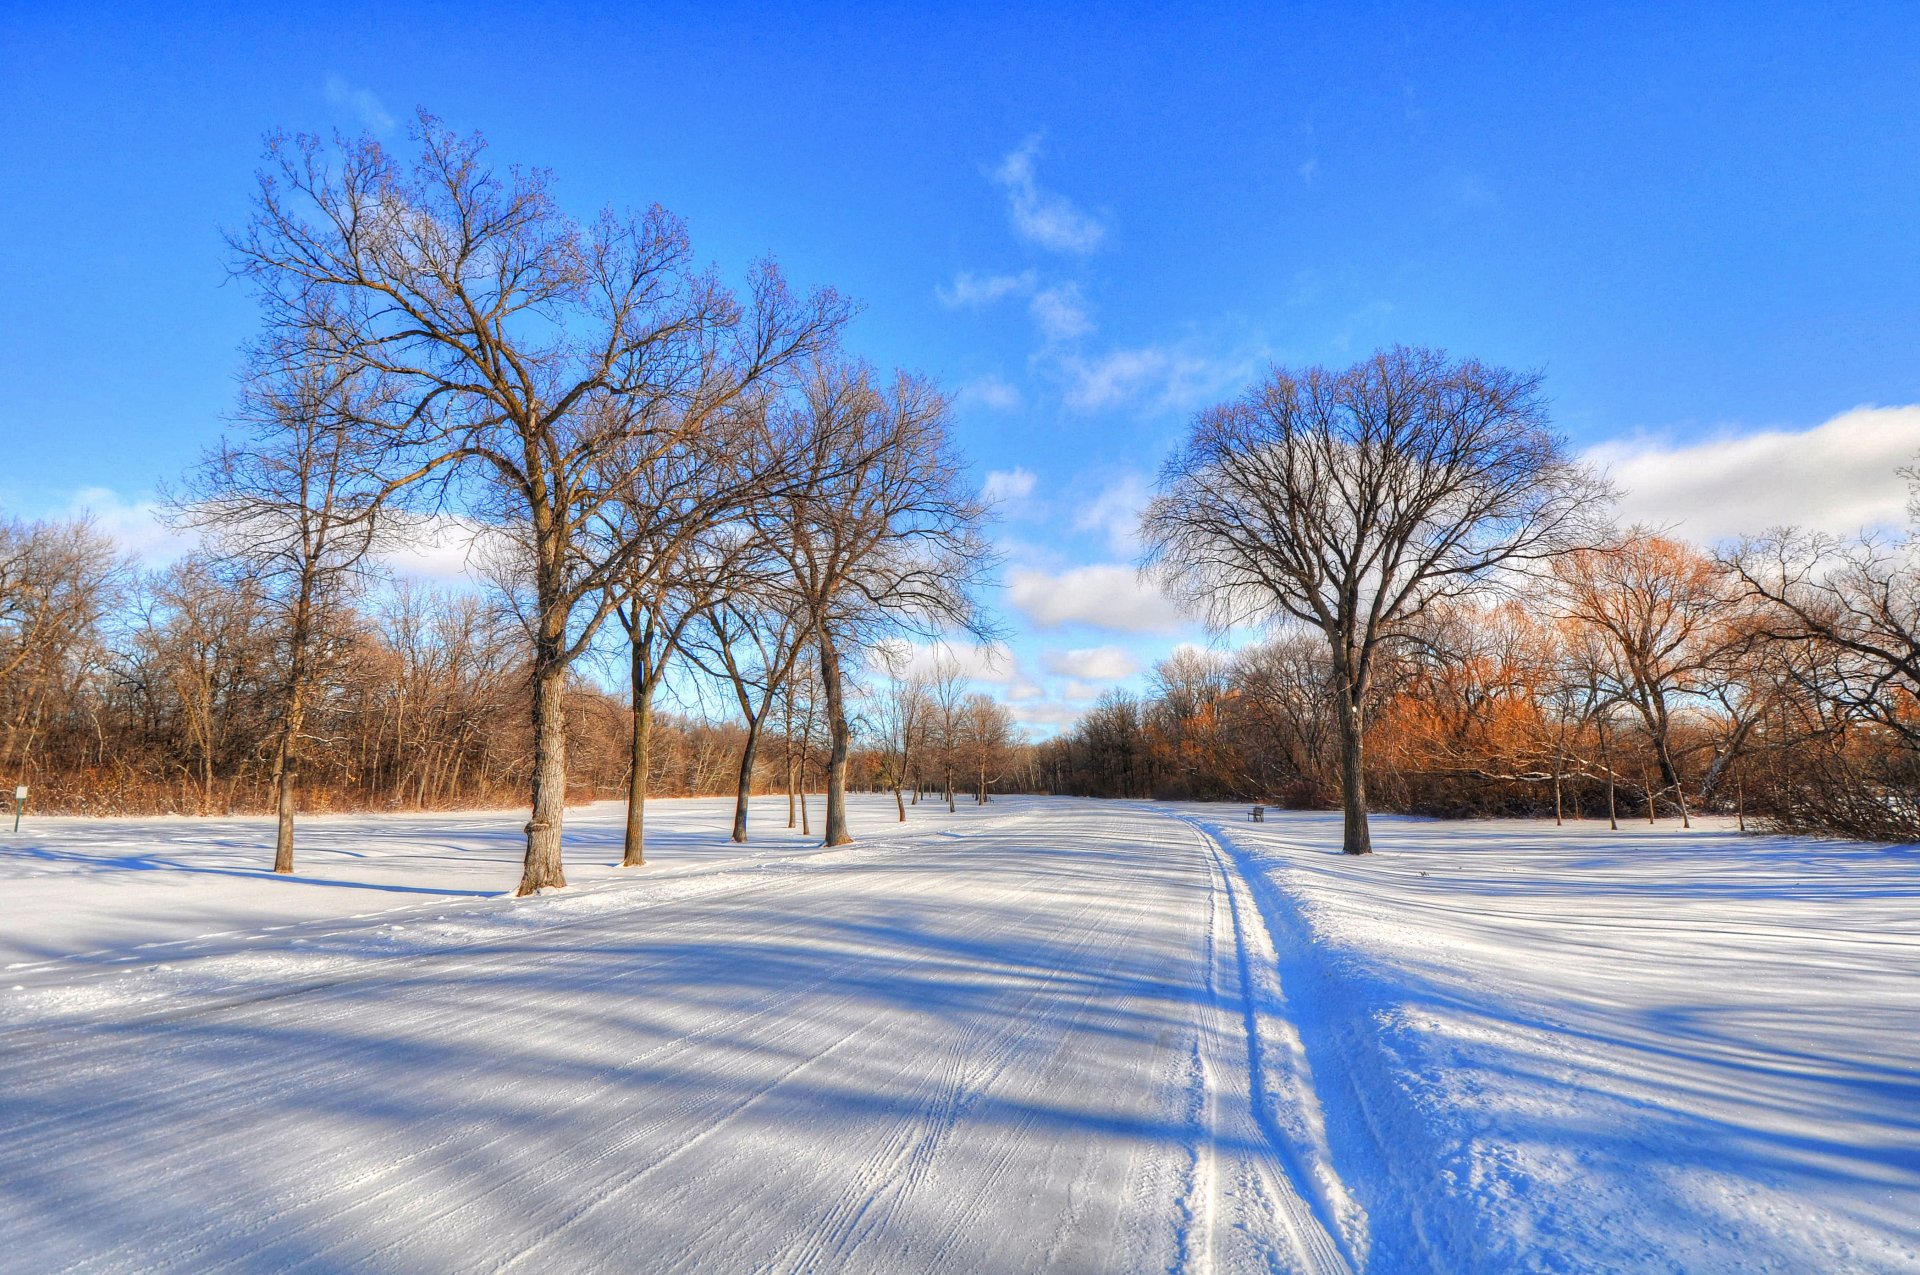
[231,115,845,893]
[130,559,276,815]
[1143,347,1609,854]
[959,692,1015,803]
[925,654,968,813]
[1727,530,1920,748]
[1553,530,1745,828]
[0,518,122,781]
[173,326,389,871]
[771,362,994,845]
[598,429,770,865]
[871,647,932,820]
[1724,527,1920,838]
[686,585,810,842]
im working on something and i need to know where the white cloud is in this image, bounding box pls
[1029,283,1093,342]
[1298,158,1319,184]
[957,374,1022,411]
[992,137,1107,254]
[1005,700,1086,729]
[1042,645,1141,680]
[937,270,1035,308]
[982,467,1037,504]
[324,74,395,133]
[58,488,192,566]
[1008,564,1191,634]
[1056,344,1252,414]
[376,513,501,584]
[868,637,1022,685]
[1073,473,1153,555]
[1588,405,1920,542]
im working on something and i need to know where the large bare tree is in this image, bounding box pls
[1143,346,1609,854]
[230,114,844,893]
[770,362,994,845]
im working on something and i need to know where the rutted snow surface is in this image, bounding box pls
[0,796,1915,1272]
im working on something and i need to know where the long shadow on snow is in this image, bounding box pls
[0,823,1235,1271]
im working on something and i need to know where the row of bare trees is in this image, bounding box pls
[1,113,1001,894]
[869,653,1020,814]
[0,513,1016,830]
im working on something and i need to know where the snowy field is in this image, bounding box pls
[0,797,1914,1273]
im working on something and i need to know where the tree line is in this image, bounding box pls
[0,529,1024,831]
[1048,349,1920,849]
[3,113,1018,894]
[10,116,1917,874]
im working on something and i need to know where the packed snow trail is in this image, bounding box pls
[0,798,1352,1274]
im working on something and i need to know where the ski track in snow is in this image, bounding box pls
[1,795,1915,1272]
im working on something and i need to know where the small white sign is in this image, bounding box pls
[13,787,24,800]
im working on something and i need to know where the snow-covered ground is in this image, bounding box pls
[1,797,1914,1272]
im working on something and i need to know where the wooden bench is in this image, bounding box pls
[1248,805,1266,823]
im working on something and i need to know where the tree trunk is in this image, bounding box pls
[624,664,653,867]
[1552,758,1563,828]
[895,782,906,821]
[1655,735,1692,829]
[517,655,569,895]
[816,629,853,846]
[1336,691,1372,855]
[732,720,761,844]
[270,724,297,874]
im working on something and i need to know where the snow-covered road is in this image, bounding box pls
[0,798,1351,1273]
[2,797,1915,1272]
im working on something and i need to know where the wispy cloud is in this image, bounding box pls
[1029,283,1093,342]
[1008,564,1190,634]
[992,137,1107,254]
[982,467,1037,504]
[1589,405,1920,542]
[957,374,1023,411]
[1054,342,1255,414]
[937,270,1035,308]
[325,74,395,133]
[1073,473,1153,555]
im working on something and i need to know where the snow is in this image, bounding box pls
[1,797,1915,1272]
[1178,806,1920,1274]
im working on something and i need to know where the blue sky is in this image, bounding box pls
[5,3,1920,730]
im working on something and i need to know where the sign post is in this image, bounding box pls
[11,786,24,834]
